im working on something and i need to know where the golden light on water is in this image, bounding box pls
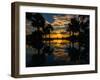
[50,40,70,47]
[44,29,70,39]
[43,32,79,48]
[49,33,63,39]
[43,30,71,47]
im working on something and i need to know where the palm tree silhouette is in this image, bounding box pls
[26,13,45,54]
[67,18,80,47]
[43,24,54,46]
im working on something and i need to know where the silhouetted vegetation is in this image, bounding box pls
[26,13,90,67]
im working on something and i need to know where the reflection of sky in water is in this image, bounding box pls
[43,26,79,56]
[26,13,90,67]
[26,13,80,56]
[42,13,79,50]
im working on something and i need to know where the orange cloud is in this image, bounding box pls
[51,15,71,26]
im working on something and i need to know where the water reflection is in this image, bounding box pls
[43,29,80,63]
[26,13,89,67]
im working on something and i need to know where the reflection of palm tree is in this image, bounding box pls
[68,46,80,64]
[79,16,89,64]
[67,23,71,36]
[43,24,54,46]
[26,13,45,54]
[26,13,55,66]
[67,18,79,47]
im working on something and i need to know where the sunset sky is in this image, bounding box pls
[26,13,71,35]
[42,13,72,26]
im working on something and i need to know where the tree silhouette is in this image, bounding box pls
[65,18,80,64]
[67,18,80,48]
[26,13,45,50]
[78,15,89,64]
[26,13,48,66]
[43,24,54,46]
